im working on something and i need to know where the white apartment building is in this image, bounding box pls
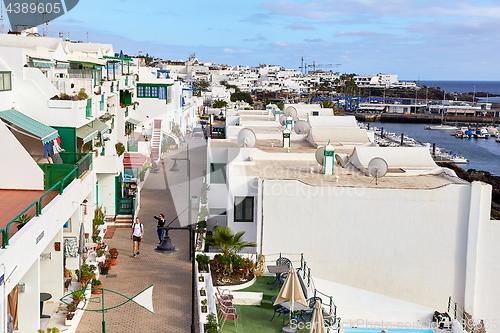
[205,109,499,331]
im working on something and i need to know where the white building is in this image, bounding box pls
[205,109,499,331]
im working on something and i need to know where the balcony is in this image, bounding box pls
[47,96,101,128]
[38,152,93,191]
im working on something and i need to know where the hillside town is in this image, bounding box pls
[0,27,499,333]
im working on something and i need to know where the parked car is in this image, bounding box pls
[192,127,204,139]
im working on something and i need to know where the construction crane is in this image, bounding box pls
[298,57,308,74]
[307,61,341,72]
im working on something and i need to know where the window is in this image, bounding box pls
[144,86,151,97]
[151,86,159,98]
[210,163,226,184]
[234,197,254,222]
[210,208,227,216]
[137,86,144,97]
[0,72,12,91]
[159,86,166,100]
[312,111,319,116]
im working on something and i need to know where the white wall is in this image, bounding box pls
[260,180,478,311]
[40,229,64,301]
[17,259,40,332]
[0,121,44,189]
[465,183,499,327]
[97,173,118,216]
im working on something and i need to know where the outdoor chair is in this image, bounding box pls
[215,290,234,320]
[270,296,290,325]
[216,287,234,301]
[275,257,292,287]
[299,296,322,322]
[219,301,239,332]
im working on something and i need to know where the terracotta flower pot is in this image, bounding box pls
[92,285,102,294]
[110,257,117,266]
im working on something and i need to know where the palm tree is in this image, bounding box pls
[210,225,256,257]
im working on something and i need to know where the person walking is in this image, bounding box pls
[131,217,144,257]
[154,214,165,244]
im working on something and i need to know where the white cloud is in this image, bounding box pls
[223,48,254,54]
[304,38,324,42]
[286,22,315,30]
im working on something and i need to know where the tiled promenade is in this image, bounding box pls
[76,139,206,332]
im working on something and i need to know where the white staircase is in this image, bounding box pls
[151,119,162,161]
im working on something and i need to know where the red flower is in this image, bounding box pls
[214,258,218,261]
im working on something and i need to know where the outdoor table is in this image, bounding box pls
[267,265,290,290]
[40,292,52,318]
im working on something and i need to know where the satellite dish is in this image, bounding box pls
[335,154,346,168]
[294,121,311,135]
[367,157,388,185]
[284,106,297,118]
[237,128,257,148]
[315,146,324,165]
[279,115,287,126]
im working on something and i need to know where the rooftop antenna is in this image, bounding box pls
[284,106,297,118]
[367,157,388,185]
[315,146,325,166]
[293,120,311,135]
[335,154,347,168]
[237,128,256,148]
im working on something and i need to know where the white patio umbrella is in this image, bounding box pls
[309,300,326,333]
[273,267,307,313]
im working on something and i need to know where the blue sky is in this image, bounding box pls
[3,0,500,80]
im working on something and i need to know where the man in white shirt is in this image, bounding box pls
[130,217,144,257]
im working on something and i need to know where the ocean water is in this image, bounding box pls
[366,122,500,175]
[411,80,500,95]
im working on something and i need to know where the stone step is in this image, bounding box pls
[115,215,133,228]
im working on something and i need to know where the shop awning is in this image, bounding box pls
[31,58,55,68]
[76,119,109,144]
[0,109,59,144]
[126,118,140,125]
[56,61,70,68]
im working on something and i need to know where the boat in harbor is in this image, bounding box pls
[425,124,459,131]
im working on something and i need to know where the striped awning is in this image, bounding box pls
[31,58,55,68]
[126,118,140,125]
[0,109,59,144]
[56,61,70,68]
[76,119,109,144]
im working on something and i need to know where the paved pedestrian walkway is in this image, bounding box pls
[76,139,206,333]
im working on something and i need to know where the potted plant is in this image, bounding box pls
[64,268,73,279]
[197,206,209,221]
[204,313,218,333]
[91,278,102,294]
[15,214,31,230]
[109,248,119,265]
[199,275,204,283]
[196,254,210,273]
[99,259,111,275]
[115,142,125,156]
[201,298,208,313]
[199,287,206,297]
[96,248,106,258]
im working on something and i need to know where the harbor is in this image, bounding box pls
[361,122,500,175]
[360,123,470,165]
